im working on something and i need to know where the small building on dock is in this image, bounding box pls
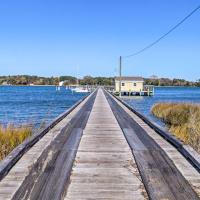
[115,76,154,96]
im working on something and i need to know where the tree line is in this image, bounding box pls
[145,78,200,87]
[0,75,200,87]
[0,75,114,86]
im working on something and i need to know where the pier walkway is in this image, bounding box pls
[0,88,199,200]
[65,89,147,199]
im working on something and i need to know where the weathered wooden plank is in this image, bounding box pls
[105,90,200,200]
[11,92,97,200]
[111,91,200,171]
[64,89,148,200]
[120,101,200,197]
[108,90,200,197]
[0,93,91,181]
[0,91,97,200]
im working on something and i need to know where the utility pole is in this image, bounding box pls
[119,56,122,97]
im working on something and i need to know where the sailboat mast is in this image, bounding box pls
[76,66,79,86]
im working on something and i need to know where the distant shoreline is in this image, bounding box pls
[154,85,199,88]
[0,75,199,87]
[0,85,199,88]
[0,85,58,87]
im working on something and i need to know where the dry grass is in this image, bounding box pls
[0,124,32,160]
[152,103,200,153]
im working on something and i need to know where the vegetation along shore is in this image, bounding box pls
[0,124,32,160]
[1,75,200,87]
[152,103,200,153]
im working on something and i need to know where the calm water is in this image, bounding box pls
[0,86,87,127]
[1,86,200,129]
[123,87,200,126]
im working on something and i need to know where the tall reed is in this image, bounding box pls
[152,103,200,153]
[0,124,32,160]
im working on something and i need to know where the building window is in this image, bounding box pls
[133,83,137,86]
[122,83,125,86]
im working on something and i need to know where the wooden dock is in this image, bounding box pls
[65,89,147,199]
[0,88,199,200]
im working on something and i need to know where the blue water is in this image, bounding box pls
[123,87,200,126]
[0,86,87,127]
[1,86,200,129]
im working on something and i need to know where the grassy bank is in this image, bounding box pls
[0,124,32,160]
[151,103,200,153]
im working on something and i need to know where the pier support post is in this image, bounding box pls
[119,56,122,97]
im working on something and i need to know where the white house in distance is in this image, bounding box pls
[115,76,154,96]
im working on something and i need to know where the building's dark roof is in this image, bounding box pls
[115,76,144,81]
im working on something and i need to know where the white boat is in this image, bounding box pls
[71,87,89,93]
[69,68,89,93]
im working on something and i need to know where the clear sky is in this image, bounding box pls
[0,0,199,80]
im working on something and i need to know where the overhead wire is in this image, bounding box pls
[123,5,200,58]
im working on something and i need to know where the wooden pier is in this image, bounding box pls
[0,88,199,200]
[65,89,147,199]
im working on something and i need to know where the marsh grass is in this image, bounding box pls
[0,124,32,160]
[152,103,200,153]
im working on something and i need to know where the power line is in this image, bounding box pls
[124,5,200,58]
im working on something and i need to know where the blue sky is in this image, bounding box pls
[0,0,199,80]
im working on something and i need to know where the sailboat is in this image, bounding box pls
[70,75,89,93]
[70,81,89,93]
[71,86,89,93]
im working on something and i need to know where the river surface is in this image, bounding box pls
[0,86,87,127]
[123,87,200,126]
[1,86,200,129]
